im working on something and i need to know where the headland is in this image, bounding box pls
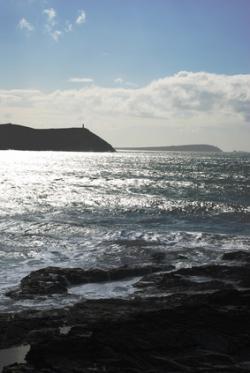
[0,123,115,152]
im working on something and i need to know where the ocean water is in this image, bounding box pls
[0,150,249,311]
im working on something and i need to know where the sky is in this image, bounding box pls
[0,0,250,151]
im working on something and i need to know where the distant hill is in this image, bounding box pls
[118,144,222,152]
[0,123,115,152]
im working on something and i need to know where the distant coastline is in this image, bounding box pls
[118,144,222,152]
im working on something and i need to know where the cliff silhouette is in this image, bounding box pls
[0,123,115,152]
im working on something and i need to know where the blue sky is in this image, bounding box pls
[1,0,250,89]
[0,0,250,150]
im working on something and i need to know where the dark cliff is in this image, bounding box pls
[0,123,115,152]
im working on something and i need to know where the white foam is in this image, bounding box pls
[69,277,141,299]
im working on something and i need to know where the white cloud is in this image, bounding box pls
[18,18,34,32]
[114,78,138,87]
[114,78,124,84]
[51,30,62,42]
[65,21,73,33]
[125,81,138,88]
[43,8,57,25]
[76,10,86,25]
[1,72,250,122]
[68,78,94,84]
[43,8,62,41]
[1,72,250,150]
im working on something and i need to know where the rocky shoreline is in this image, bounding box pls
[1,250,250,372]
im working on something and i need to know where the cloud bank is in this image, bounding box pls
[0,72,250,149]
[69,78,94,84]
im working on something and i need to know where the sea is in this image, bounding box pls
[0,150,249,312]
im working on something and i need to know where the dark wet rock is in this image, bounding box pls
[6,264,173,299]
[135,271,233,296]
[3,290,250,372]
[176,264,250,288]
[222,250,250,263]
[6,271,68,299]
[2,262,250,372]
[150,251,166,263]
[0,307,68,349]
[135,263,250,296]
[3,364,39,373]
[208,288,250,306]
[27,327,61,345]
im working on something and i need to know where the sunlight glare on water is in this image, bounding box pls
[0,150,249,311]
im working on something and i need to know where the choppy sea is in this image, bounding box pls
[0,150,249,311]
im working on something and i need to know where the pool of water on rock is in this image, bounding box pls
[0,345,30,373]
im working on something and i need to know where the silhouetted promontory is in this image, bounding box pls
[120,144,222,152]
[0,123,115,152]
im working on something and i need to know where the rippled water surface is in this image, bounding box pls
[0,150,249,311]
